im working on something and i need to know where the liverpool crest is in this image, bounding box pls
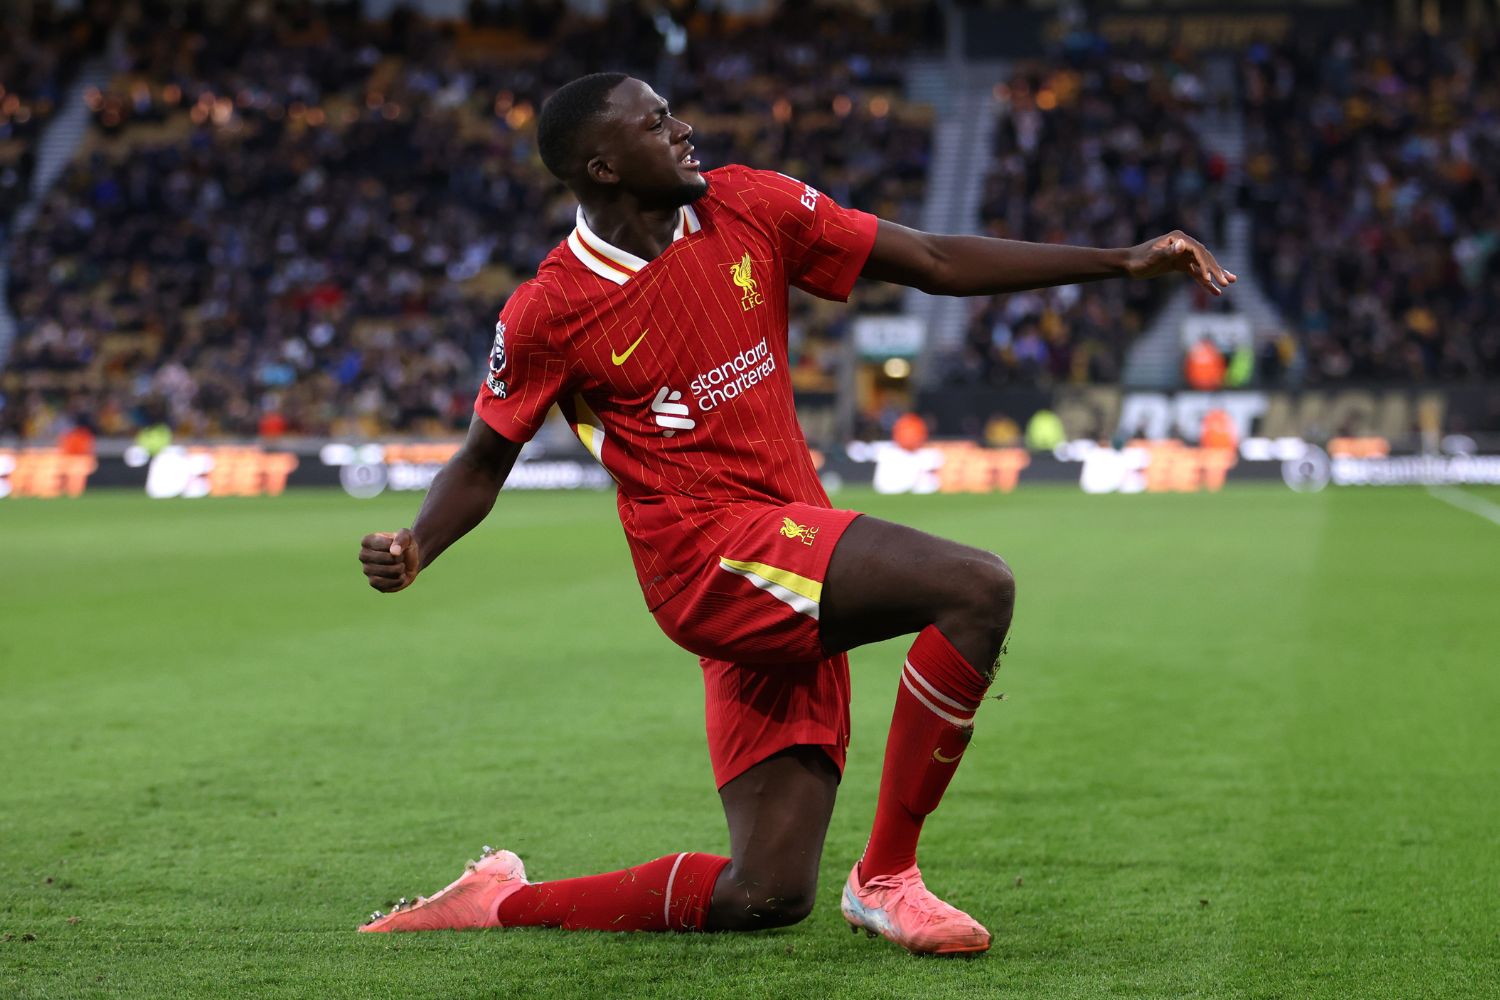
[729,253,765,312]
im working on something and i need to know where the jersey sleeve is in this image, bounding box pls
[744,168,879,302]
[473,285,571,443]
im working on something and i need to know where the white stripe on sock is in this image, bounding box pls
[663,852,688,928]
[900,673,975,728]
[903,660,981,714]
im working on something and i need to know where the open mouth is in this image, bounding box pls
[679,146,700,169]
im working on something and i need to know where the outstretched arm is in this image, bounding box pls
[358,413,524,593]
[860,220,1236,298]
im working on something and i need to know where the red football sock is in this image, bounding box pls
[860,625,991,881]
[496,852,730,932]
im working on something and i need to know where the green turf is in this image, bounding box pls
[3,485,1498,998]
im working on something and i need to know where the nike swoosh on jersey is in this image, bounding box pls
[611,331,649,365]
[932,748,964,764]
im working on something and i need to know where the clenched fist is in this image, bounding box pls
[359,529,421,593]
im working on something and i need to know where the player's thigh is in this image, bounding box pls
[819,514,1008,655]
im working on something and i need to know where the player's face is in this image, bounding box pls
[595,79,707,207]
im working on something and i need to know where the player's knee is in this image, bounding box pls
[758,885,816,928]
[727,869,817,929]
[967,550,1016,627]
[717,863,822,935]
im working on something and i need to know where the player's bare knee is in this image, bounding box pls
[723,869,817,929]
[751,868,818,927]
[988,552,1017,617]
[758,886,816,927]
[963,550,1015,629]
[717,863,822,929]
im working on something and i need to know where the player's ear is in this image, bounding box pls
[586,154,619,186]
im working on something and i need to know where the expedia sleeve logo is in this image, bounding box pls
[486,321,508,398]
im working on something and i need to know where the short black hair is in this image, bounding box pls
[537,72,629,182]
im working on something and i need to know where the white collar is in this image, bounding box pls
[566,204,702,285]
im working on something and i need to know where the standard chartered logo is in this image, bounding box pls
[690,338,776,412]
[651,387,695,437]
[651,338,779,436]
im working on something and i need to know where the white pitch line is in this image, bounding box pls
[1427,485,1500,528]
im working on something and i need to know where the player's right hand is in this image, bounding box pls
[359,529,421,593]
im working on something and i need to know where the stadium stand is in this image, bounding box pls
[950,44,1228,389]
[938,26,1500,393]
[0,3,113,228]
[2,10,73,228]
[1241,29,1500,384]
[1,2,933,441]
[11,4,1493,448]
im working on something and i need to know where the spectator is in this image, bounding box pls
[1184,336,1225,390]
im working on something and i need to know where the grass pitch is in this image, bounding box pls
[3,484,1498,999]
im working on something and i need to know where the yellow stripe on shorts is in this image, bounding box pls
[718,557,823,619]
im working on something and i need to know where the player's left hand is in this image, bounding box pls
[1125,230,1236,296]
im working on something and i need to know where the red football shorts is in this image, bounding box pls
[652,502,864,789]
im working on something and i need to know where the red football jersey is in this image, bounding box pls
[475,165,879,608]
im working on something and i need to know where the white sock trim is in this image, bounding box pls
[903,661,980,717]
[663,852,688,928]
[900,673,976,727]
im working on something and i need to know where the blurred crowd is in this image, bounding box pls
[0,3,109,230]
[1242,29,1500,384]
[2,0,933,442]
[9,5,1500,448]
[948,41,1228,388]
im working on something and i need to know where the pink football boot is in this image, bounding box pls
[360,846,527,933]
[841,863,991,955]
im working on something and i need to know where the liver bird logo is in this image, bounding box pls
[729,253,764,311]
[779,517,818,545]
